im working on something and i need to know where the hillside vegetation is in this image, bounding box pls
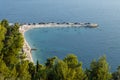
[0,19,120,80]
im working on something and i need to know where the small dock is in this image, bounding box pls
[31,48,37,51]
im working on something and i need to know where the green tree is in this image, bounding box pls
[28,62,36,80]
[112,66,120,80]
[16,60,31,80]
[88,56,112,80]
[2,22,23,66]
[73,62,88,80]
[8,65,18,80]
[52,60,68,80]
[0,23,6,53]
[45,57,57,80]
[64,54,78,68]
[45,57,56,69]
[1,19,9,28]
[0,58,9,80]
[50,54,87,80]
[35,60,43,80]
[64,54,87,80]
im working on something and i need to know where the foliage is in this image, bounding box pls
[0,21,6,53]
[87,56,112,80]
[0,19,120,80]
[16,60,31,80]
[112,66,120,80]
[0,19,26,80]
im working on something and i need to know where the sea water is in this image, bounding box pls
[25,25,120,72]
[1,0,120,71]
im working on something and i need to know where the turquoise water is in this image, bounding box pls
[1,0,120,71]
[25,26,120,71]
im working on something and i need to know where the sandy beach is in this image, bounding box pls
[19,29,33,62]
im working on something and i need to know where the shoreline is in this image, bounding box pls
[23,34,33,62]
[19,22,98,62]
[21,31,33,62]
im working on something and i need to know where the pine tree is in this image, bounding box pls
[16,61,31,80]
[52,60,68,80]
[64,54,87,80]
[112,66,120,80]
[88,56,112,80]
[0,58,9,80]
[0,22,6,53]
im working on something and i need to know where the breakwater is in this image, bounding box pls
[19,22,98,33]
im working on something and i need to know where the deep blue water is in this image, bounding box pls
[1,0,120,71]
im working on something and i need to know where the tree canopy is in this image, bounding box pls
[0,19,119,80]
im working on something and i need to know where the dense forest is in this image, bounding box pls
[0,19,120,80]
